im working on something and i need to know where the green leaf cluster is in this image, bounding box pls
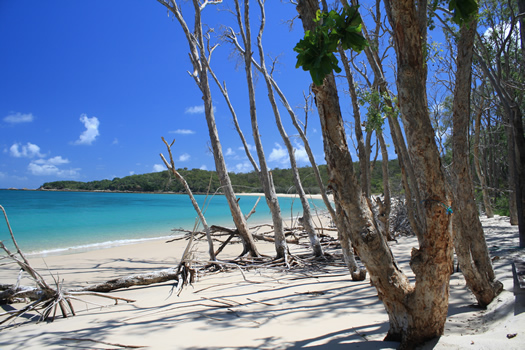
[294,5,368,86]
[356,88,399,132]
[449,0,478,24]
[429,0,478,29]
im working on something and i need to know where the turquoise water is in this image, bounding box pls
[0,190,325,256]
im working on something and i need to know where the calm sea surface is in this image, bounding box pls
[0,190,326,256]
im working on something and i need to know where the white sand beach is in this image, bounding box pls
[1,206,524,349]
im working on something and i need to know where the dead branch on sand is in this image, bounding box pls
[0,205,137,328]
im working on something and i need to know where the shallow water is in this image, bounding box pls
[0,190,325,255]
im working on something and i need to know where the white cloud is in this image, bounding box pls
[153,164,166,172]
[200,165,208,170]
[293,142,310,163]
[74,114,100,145]
[170,129,195,135]
[184,105,216,114]
[112,138,119,145]
[235,161,253,173]
[185,105,205,114]
[45,156,69,165]
[9,142,45,158]
[129,171,135,175]
[28,157,79,177]
[238,144,256,152]
[3,112,34,124]
[268,142,309,165]
[179,153,190,162]
[268,143,288,163]
[225,147,235,156]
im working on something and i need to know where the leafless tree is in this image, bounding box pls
[157,0,260,256]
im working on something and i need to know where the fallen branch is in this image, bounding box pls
[75,268,182,293]
[0,205,137,328]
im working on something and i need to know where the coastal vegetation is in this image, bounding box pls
[40,161,402,194]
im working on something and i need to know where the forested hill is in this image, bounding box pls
[41,160,403,194]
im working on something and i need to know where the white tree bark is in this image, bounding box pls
[231,0,288,259]
[157,0,259,256]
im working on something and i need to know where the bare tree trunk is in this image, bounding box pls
[343,0,424,241]
[234,0,287,259]
[508,125,519,225]
[297,1,453,347]
[383,0,454,344]
[338,47,371,197]
[377,132,392,240]
[265,75,363,274]
[451,17,502,307]
[472,94,494,218]
[475,27,525,247]
[511,107,525,247]
[254,0,322,257]
[158,0,259,257]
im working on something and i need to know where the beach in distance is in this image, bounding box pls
[0,190,524,349]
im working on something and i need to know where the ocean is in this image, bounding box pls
[0,190,326,256]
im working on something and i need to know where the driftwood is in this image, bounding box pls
[388,197,415,237]
[75,267,184,293]
[0,204,193,328]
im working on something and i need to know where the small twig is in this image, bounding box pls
[61,337,146,349]
[245,196,261,220]
[67,292,136,304]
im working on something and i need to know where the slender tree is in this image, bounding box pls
[253,0,323,257]
[157,0,260,256]
[471,85,494,218]
[451,14,502,307]
[474,0,525,246]
[296,1,455,347]
[230,0,288,259]
[343,0,425,242]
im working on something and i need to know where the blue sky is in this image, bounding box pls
[0,1,397,189]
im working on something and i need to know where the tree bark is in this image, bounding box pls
[297,1,454,347]
[377,132,392,240]
[474,22,525,247]
[338,48,371,197]
[472,94,494,218]
[234,0,287,259]
[158,0,259,257]
[510,107,525,245]
[383,0,454,345]
[344,0,425,241]
[254,0,322,257]
[451,17,502,307]
[257,66,363,275]
[508,124,519,225]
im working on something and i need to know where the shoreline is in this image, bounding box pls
[0,215,523,349]
[4,192,329,258]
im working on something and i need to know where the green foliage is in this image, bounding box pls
[429,0,478,29]
[493,194,510,217]
[449,0,478,24]
[41,163,406,196]
[294,5,368,86]
[356,88,399,132]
